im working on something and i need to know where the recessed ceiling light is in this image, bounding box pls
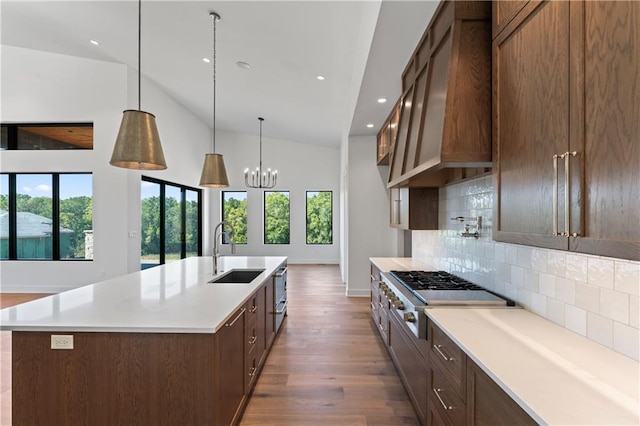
[236,61,251,70]
[90,40,100,46]
[366,123,374,128]
[317,75,325,81]
[377,98,387,104]
[202,57,211,63]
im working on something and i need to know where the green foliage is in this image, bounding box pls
[141,196,161,257]
[0,194,7,211]
[223,196,248,244]
[60,196,93,258]
[140,196,200,258]
[265,192,290,244]
[306,191,332,244]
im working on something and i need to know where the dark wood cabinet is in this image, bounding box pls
[493,0,640,261]
[377,100,400,166]
[388,310,429,424]
[467,361,536,426]
[389,187,439,230]
[386,0,492,189]
[215,306,247,426]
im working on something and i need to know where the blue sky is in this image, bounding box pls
[1,173,92,199]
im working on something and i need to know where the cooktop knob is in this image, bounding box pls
[394,300,405,310]
[403,312,416,323]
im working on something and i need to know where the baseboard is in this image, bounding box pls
[346,288,369,297]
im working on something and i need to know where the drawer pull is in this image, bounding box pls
[249,335,257,345]
[434,344,454,362]
[225,308,246,327]
[433,388,453,411]
[249,305,258,314]
[248,366,257,377]
[370,302,377,310]
[378,302,384,309]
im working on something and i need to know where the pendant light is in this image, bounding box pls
[110,0,167,170]
[245,117,277,188]
[199,12,229,188]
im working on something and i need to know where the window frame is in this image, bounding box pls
[1,122,93,150]
[1,172,93,261]
[141,176,203,268]
[305,190,333,245]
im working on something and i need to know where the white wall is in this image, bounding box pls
[206,129,341,264]
[412,174,640,361]
[345,135,403,296]
[0,46,210,292]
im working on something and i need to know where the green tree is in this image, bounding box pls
[0,194,7,211]
[223,196,248,244]
[265,192,290,244]
[60,196,93,258]
[164,196,181,257]
[306,191,332,244]
[16,194,52,218]
[141,196,161,257]
[185,199,199,255]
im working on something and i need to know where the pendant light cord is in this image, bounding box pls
[212,13,218,153]
[259,117,264,175]
[138,0,141,111]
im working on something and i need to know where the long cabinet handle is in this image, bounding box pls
[433,344,454,362]
[564,151,578,237]
[274,267,287,277]
[553,154,560,236]
[225,308,246,327]
[275,300,288,315]
[433,388,453,411]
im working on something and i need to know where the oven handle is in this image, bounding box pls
[274,267,288,277]
[275,300,288,315]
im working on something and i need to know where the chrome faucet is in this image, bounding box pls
[213,221,236,275]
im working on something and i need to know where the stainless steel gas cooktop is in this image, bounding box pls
[389,270,514,306]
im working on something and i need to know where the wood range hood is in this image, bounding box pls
[383,1,492,188]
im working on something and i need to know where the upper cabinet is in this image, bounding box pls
[493,0,640,261]
[376,100,400,166]
[386,0,492,188]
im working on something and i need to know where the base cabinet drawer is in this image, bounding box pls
[429,364,466,426]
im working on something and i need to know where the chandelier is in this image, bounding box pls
[244,117,277,188]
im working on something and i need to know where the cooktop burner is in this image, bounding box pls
[389,270,485,291]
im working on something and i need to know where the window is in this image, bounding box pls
[141,177,202,269]
[0,173,93,260]
[306,191,332,244]
[1,123,93,150]
[222,191,247,244]
[264,191,290,244]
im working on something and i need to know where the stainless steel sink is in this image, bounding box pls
[208,269,265,284]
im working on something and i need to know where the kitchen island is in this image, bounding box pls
[1,256,287,426]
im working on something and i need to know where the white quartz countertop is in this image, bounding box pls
[0,256,287,334]
[425,308,640,425]
[369,257,435,273]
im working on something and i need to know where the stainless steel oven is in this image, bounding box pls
[274,266,287,332]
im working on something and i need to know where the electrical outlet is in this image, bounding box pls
[51,334,74,350]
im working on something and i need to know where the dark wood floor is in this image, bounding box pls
[0,265,418,426]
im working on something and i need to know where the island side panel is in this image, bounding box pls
[12,331,216,426]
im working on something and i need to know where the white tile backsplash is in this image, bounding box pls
[615,261,640,296]
[412,176,640,361]
[587,257,615,289]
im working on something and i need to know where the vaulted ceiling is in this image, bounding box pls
[1,1,438,147]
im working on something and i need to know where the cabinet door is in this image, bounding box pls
[214,307,246,426]
[571,0,640,260]
[467,361,537,426]
[388,311,428,423]
[493,0,570,250]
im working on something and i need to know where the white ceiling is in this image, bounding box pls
[1,0,438,147]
